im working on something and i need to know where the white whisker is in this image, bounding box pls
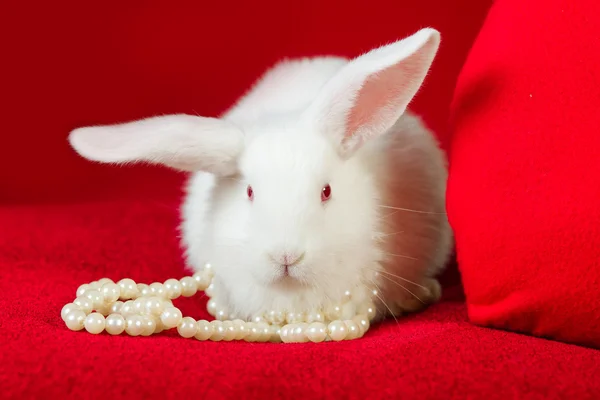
[376,231,405,238]
[365,278,399,325]
[368,268,427,290]
[378,273,425,305]
[383,252,419,261]
[378,204,446,215]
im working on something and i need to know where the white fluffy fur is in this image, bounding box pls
[69,28,453,321]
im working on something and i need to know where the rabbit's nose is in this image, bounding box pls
[268,251,305,267]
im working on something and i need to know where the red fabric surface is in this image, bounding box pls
[447,0,600,349]
[2,201,600,400]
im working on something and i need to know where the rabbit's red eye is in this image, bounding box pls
[321,184,332,202]
[247,185,254,200]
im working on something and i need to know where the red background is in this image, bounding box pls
[1,0,489,203]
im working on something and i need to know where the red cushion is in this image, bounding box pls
[448,0,600,348]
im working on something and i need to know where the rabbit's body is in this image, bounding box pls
[181,56,452,320]
[70,28,453,322]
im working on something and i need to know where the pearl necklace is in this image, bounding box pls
[61,264,377,343]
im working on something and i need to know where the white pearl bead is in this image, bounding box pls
[222,321,236,341]
[138,284,152,297]
[344,320,361,340]
[209,320,225,341]
[365,304,377,320]
[342,289,353,303]
[240,322,253,342]
[160,307,183,329]
[205,283,215,297]
[149,282,166,297]
[154,320,165,334]
[206,299,217,316]
[125,315,144,336]
[353,315,370,335]
[105,314,126,335]
[341,302,357,320]
[306,322,328,343]
[286,311,306,324]
[306,310,325,323]
[195,320,213,340]
[89,281,101,289]
[141,316,157,336]
[246,322,268,342]
[133,298,146,314]
[177,317,198,338]
[269,325,282,343]
[84,312,106,334]
[110,301,123,314]
[252,315,265,324]
[290,323,308,343]
[326,305,342,320]
[118,278,138,299]
[98,278,114,286]
[84,289,103,309]
[280,325,293,343]
[358,303,377,320]
[95,302,113,316]
[101,283,121,303]
[65,310,86,331]
[120,300,136,317]
[180,277,197,297]
[203,263,214,277]
[265,310,285,325]
[61,303,80,322]
[232,319,248,340]
[193,271,211,291]
[257,323,271,342]
[76,284,90,297]
[144,297,165,316]
[215,308,229,321]
[74,296,93,314]
[328,321,348,341]
[163,279,182,299]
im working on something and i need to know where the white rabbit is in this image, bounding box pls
[69,28,453,322]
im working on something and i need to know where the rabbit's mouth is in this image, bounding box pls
[269,266,311,289]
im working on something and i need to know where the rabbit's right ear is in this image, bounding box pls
[301,28,440,159]
[68,114,244,176]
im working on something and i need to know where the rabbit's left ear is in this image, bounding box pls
[68,114,244,176]
[302,28,440,158]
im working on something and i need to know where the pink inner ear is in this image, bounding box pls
[346,62,417,140]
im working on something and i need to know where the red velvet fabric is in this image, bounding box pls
[2,0,600,399]
[2,202,600,399]
[448,0,600,349]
